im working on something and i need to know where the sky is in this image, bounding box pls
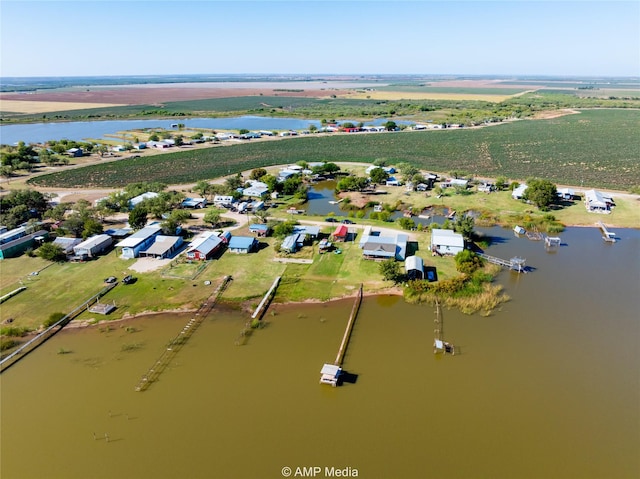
[1,0,638,78]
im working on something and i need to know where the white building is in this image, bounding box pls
[430,229,464,255]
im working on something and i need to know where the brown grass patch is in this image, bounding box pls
[0,100,127,114]
[344,91,514,102]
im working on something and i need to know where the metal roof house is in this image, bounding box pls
[139,235,183,259]
[281,233,305,253]
[128,192,159,209]
[115,225,162,258]
[430,229,464,256]
[584,189,613,213]
[249,224,269,237]
[185,231,223,260]
[405,255,424,280]
[52,237,82,254]
[72,234,112,259]
[181,197,207,209]
[213,195,234,207]
[362,236,396,260]
[0,230,48,260]
[293,225,320,238]
[228,236,258,254]
[0,227,27,245]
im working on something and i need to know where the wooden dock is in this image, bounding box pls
[334,284,363,366]
[134,276,231,392]
[477,252,526,272]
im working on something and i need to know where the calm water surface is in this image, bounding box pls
[1,227,638,479]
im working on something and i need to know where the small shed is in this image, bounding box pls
[320,364,342,387]
[405,255,424,280]
[332,224,349,242]
[228,236,258,254]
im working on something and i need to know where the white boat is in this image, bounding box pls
[513,225,526,235]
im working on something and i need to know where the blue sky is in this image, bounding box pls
[1,1,638,77]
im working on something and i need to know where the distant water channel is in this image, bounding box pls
[1,227,639,479]
[0,117,409,145]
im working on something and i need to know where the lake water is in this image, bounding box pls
[0,117,410,145]
[1,226,639,479]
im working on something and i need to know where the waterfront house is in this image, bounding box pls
[243,181,269,199]
[72,234,112,259]
[66,147,83,157]
[584,189,613,213]
[359,228,407,261]
[228,236,258,254]
[430,229,464,255]
[441,178,469,189]
[139,235,183,259]
[557,188,575,200]
[115,225,162,258]
[185,231,223,260]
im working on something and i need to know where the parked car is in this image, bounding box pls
[104,276,117,283]
[122,275,134,285]
[342,219,355,224]
[325,217,338,223]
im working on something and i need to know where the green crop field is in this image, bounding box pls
[29,109,640,190]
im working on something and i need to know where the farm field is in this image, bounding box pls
[29,109,640,191]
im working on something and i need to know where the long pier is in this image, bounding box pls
[477,252,526,272]
[134,276,231,392]
[0,283,117,373]
[334,284,363,367]
[252,276,281,320]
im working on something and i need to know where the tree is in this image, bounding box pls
[37,242,66,262]
[194,180,212,199]
[523,178,558,210]
[369,167,389,184]
[384,121,397,131]
[454,215,475,240]
[495,176,508,190]
[455,250,484,274]
[203,208,222,227]
[250,168,267,181]
[128,206,148,230]
[272,220,296,238]
[398,217,416,230]
[82,218,103,239]
[379,259,404,284]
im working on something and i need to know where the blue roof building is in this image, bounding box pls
[228,236,258,254]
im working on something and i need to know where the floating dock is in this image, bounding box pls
[320,284,363,386]
[597,221,616,243]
